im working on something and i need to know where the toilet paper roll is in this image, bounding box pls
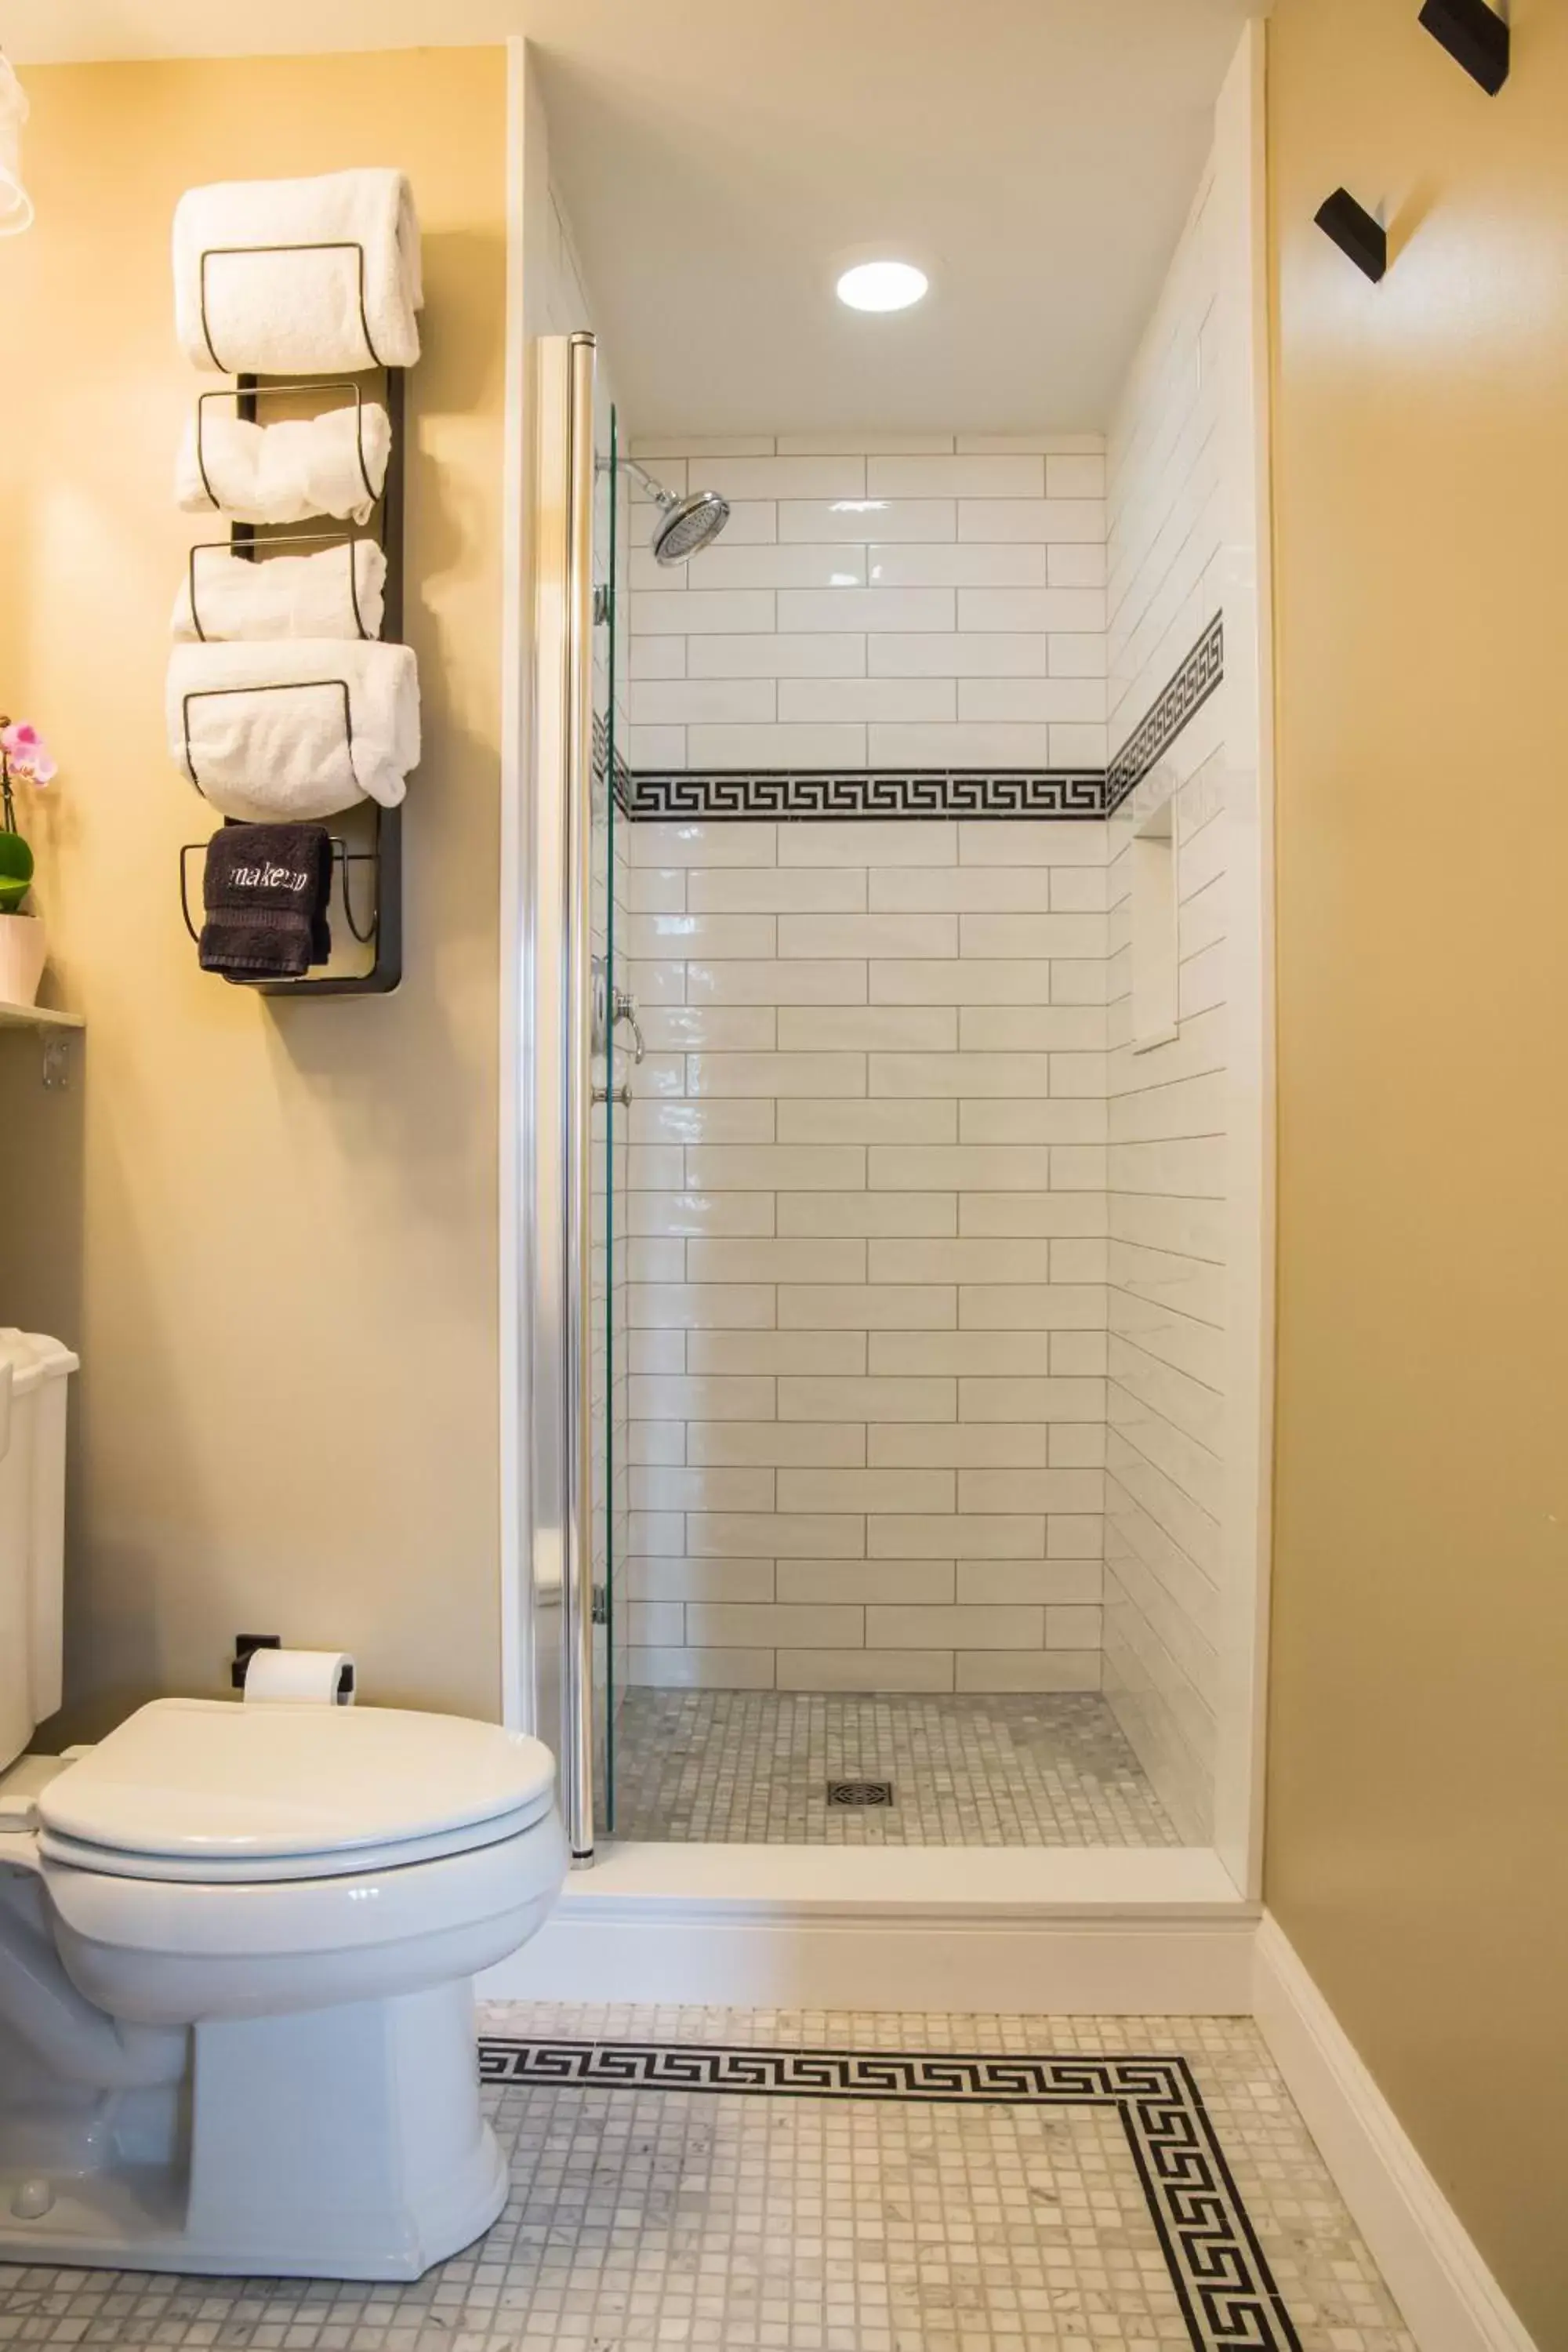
[242,1647,357,1705]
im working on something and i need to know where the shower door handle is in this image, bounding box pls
[612,987,645,1065]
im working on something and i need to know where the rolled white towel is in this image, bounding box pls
[172,539,387,644]
[176,402,390,526]
[173,169,422,375]
[168,640,419,822]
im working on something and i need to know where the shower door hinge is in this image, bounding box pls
[592,1582,609,1626]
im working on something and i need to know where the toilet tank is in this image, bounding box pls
[0,1330,78,1771]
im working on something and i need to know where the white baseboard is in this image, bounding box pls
[480,1843,1256,2013]
[1254,1915,1537,2352]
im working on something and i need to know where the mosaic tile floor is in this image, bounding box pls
[611,1690,1181,1846]
[0,2006,1414,2351]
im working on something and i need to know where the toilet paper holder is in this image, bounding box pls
[230,1633,355,1701]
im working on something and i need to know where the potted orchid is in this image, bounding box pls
[0,715,57,1007]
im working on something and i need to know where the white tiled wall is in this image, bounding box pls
[1099,59,1263,1844]
[621,815,1112,1694]
[626,437,1109,775]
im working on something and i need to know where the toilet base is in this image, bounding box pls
[0,1982,509,2281]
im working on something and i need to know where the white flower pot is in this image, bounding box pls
[0,913,47,1007]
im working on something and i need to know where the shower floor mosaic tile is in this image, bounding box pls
[612,1690,1181,1846]
[0,2006,1413,2352]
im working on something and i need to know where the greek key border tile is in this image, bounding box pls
[1105,612,1225,815]
[477,2037,1301,2352]
[623,768,1107,822]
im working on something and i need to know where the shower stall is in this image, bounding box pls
[521,39,1272,1883]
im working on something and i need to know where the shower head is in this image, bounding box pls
[650,486,731,564]
[621,458,731,565]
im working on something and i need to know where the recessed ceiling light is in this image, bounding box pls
[836,260,929,314]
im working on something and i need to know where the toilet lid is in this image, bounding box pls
[36,1698,557,1871]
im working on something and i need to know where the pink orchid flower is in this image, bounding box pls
[0,720,56,786]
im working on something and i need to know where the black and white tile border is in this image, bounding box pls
[623,767,1107,822]
[478,2037,1301,2352]
[1104,612,1225,815]
[612,615,1224,824]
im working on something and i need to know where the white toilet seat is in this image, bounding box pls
[36,1697,556,1877]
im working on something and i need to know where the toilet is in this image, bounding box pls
[0,1334,567,2280]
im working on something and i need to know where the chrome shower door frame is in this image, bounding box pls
[525,329,598,1864]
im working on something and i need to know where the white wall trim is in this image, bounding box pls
[1254,1916,1538,2352]
[497,32,530,1733]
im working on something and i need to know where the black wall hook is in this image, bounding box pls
[1315,189,1388,282]
[1419,0,1509,94]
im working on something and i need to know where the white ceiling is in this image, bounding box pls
[3,0,1265,434]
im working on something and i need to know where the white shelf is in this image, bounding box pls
[0,1000,83,1033]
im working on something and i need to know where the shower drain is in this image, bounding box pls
[826,1779,895,1808]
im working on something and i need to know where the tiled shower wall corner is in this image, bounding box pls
[1100,92,1259,1844]
[626,434,1109,777]
[621,815,1111,1695]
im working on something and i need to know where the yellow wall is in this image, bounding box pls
[1267,2,1568,2332]
[0,51,510,1733]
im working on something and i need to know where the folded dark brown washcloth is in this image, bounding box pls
[199,823,332,983]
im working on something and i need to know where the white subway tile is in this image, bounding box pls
[777,1099,956,1144]
[868,455,1045,498]
[778,498,956,544]
[632,821,777,867]
[629,1599,691,1647]
[626,1557,776,1603]
[957,819,1107,866]
[628,1283,775,1330]
[869,1425,1049,1468]
[688,959,868,1006]
[689,1421,866,1467]
[688,1051,866,1098]
[627,866,687,914]
[628,724,685,768]
[688,722,866,768]
[957,1101,1105,1146]
[1049,543,1107,588]
[958,588,1105,632]
[1047,1603,1105,1646]
[630,1465,776,1515]
[779,913,959,960]
[866,543,1047,588]
[778,820,955,867]
[776,1191,957,1238]
[867,1602,1044,1644]
[631,589,775,634]
[1049,1424,1105,1468]
[958,1377,1106,1421]
[775,433,955,456]
[955,1468,1104,1515]
[778,587,956,633]
[688,1602,866,1645]
[688,1331,866,1374]
[777,1469,955,1515]
[867,722,1052,768]
[958,1563,1103,1605]
[874,1332,1058,1376]
[685,1145,866,1190]
[630,1098,774,1148]
[956,678,1105,723]
[869,633,1051,678]
[628,1329,685,1377]
[868,1145,1053,1190]
[685,543,868,590]
[955,1652,1099,1691]
[1049,633,1108,677]
[630,679,775,726]
[686,1239,866,1285]
[959,912,1105,958]
[776,1559,955,1602]
[630,637,687,679]
[866,1240,1054,1283]
[777,677,956,723]
[628,1648,775,1690]
[625,912,775,961]
[869,869,1053,914]
[627,1237,686,1283]
[687,633,867,678]
[701,456,868,499]
[627,1192,778,1239]
[1047,454,1107,497]
[775,1006,953,1053]
[871,959,1055,1007]
[1051,723,1109,764]
[871,1051,1054,1097]
[779,1283,956,1330]
[641,1006,776,1051]
[633,436,773,459]
[629,1374,774,1421]
[687,1521,866,1564]
[958,1006,1105,1050]
[778,1376,956,1422]
[776,1650,956,1692]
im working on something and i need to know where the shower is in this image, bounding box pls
[619,456,731,564]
